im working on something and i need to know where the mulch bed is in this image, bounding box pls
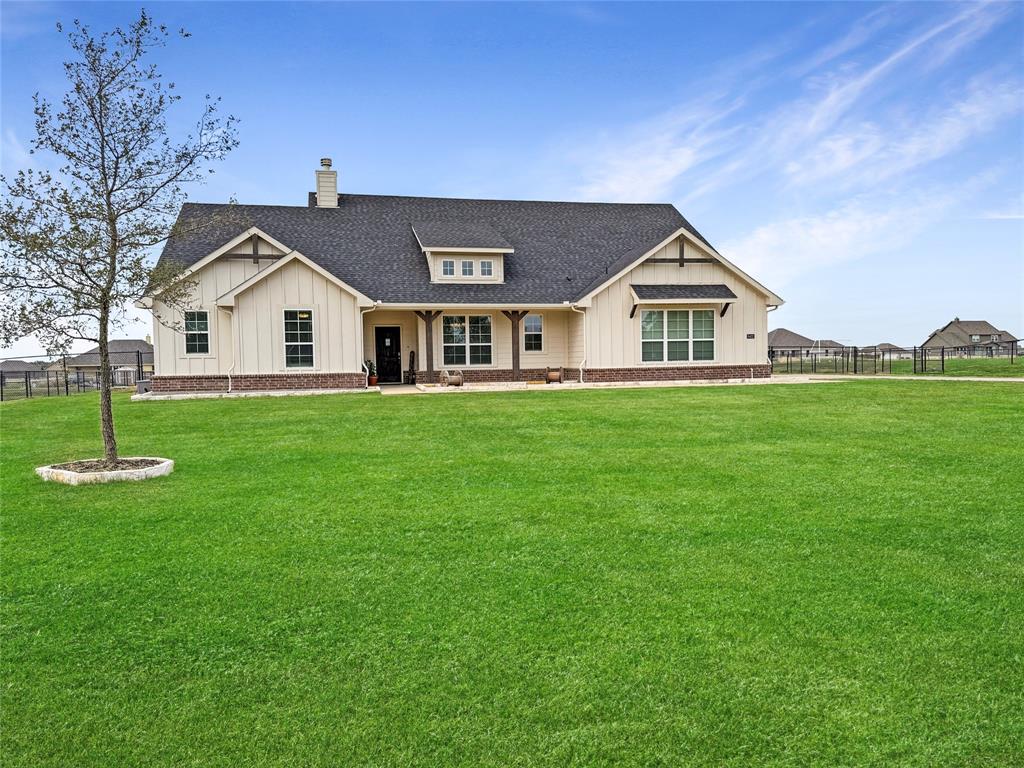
[50,458,163,473]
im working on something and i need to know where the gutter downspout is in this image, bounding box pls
[570,304,586,383]
[360,301,380,387]
[765,304,780,371]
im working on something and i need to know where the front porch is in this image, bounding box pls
[362,307,579,385]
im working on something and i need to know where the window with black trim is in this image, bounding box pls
[640,309,714,362]
[184,310,210,354]
[524,314,543,352]
[443,314,492,365]
[284,309,314,368]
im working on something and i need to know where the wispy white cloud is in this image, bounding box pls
[787,77,1023,187]
[720,175,996,288]
[565,2,1020,287]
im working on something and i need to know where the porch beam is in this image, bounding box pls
[501,310,529,381]
[414,310,442,383]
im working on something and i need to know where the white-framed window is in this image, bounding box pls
[441,259,455,277]
[971,334,981,342]
[443,314,492,365]
[284,309,314,368]
[461,260,474,277]
[184,310,210,355]
[523,314,543,352]
[480,260,494,277]
[640,309,714,362]
[991,334,999,342]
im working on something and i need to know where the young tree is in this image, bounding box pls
[0,11,237,465]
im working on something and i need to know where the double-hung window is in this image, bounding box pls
[461,260,474,277]
[184,310,210,354]
[443,315,492,365]
[640,309,714,362]
[523,314,543,352]
[284,309,314,368]
[441,259,455,277]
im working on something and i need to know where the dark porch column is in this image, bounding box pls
[501,310,529,381]
[414,310,442,383]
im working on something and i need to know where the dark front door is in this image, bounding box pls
[374,327,402,383]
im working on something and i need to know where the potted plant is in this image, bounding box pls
[365,359,378,386]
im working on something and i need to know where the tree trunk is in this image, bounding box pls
[98,303,118,464]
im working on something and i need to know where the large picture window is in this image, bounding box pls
[184,310,210,354]
[284,309,314,368]
[523,314,543,352]
[640,309,714,363]
[443,314,492,365]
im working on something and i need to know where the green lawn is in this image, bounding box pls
[2,383,1022,767]
[773,356,1024,377]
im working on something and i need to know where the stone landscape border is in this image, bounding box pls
[36,457,174,485]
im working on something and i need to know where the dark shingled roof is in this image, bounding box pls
[157,194,715,304]
[65,339,153,366]
[412,221,513,251]
[631,284,736,300]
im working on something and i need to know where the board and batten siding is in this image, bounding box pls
[154,248,363,376]
[418,309,572,371]
[583,238,770,368]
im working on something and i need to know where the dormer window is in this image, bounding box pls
[413,221,512,284]
[971,334,981,342]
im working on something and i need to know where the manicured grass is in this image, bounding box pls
[2,383,1022,766]
[773,355,1023,377]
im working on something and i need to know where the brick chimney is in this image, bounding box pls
[315,157,338,208]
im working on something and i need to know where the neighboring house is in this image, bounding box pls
[142,158,782,393]
[50,338,155,376]
[768,328,844,356]
[922,318,1019,355]
[872,343,912,359]
[0,359,50,373]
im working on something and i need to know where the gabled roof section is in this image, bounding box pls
[767,328,814,348]
[156,196,712,305]
[216,251,373,308]
[412,221,513,252]
[573,227,783,307]
[631,284,737,301]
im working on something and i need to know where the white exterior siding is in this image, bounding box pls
[154,256,364,376]
[583,238,770,367]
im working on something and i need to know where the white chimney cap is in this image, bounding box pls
[320,157,332,169]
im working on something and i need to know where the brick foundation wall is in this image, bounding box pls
[583,364,771,382]
[151,372,366,393]
[412,364,769,384]
[415,368,553,383]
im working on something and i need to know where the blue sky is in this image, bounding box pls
[2,1,1022,355]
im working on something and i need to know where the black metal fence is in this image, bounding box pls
[770,344,1017,376]
[0,350,153,402]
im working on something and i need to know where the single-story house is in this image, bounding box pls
[768,328,844,357]
[871,343,912,359]
[0,359,50,373]
[49,338,155,377]
[141,158,782,393]
[922,319,1019,355]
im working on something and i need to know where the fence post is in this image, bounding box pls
[941,346,945,373]
[1,372,4,401]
